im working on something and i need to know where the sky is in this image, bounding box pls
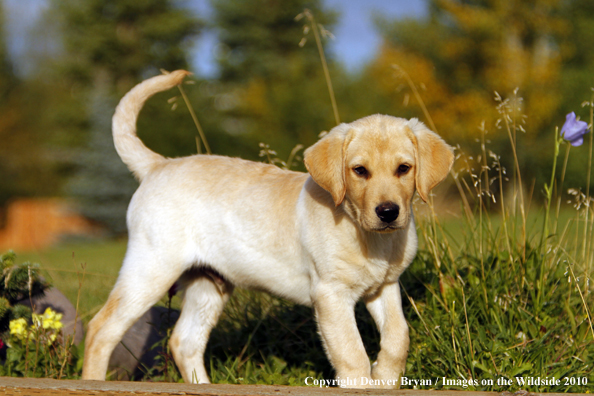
[189,0,428,77]
[310,0,427,72]
[3,0,427,78]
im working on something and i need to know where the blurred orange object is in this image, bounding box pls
[0,198,100,251]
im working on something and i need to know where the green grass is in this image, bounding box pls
[16,239,127,324]
[401,207,594,392]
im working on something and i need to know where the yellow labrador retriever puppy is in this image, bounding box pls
[82,70,454,388]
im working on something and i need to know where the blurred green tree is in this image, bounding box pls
[558,0,594,111]
[362,0,565,141]
[0,0,46,207]
[210,0,340,163]
[47,0,202,234]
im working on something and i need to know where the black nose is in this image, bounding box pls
[375,202,400,223]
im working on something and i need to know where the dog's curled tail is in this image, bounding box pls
[113,70,191,181]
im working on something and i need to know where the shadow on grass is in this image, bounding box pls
[203,290,384,384]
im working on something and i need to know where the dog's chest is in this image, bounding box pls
[358,230,416,296]
[359,254,406,297]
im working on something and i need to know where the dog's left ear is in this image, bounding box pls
[409,120,455,202]
[304,124,353,206]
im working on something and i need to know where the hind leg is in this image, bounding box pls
[170,272,233,383]
[82,248,186,380]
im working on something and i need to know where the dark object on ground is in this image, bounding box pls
[108,306,180,380]
[19,287,84,346]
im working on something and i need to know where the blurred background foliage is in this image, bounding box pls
[0,0,593,234]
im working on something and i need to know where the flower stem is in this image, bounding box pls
[304,9,340,126]
[393,64,437,133]
[584,93,594,273]
[553,143,571,235]
[503,112,526,260]
[177,83,211,155]
[541,128,561,251]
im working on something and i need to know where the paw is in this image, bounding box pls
[370,361,404,389]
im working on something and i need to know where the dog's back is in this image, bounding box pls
[127,154,312,303]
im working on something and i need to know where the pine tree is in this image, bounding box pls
[0,251,50,335]
[0,0,30,205]
[559,0,594,111]
[211,0,339,161]
[67,76,133,234]
[50,0,202,233]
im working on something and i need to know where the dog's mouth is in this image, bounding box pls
[369,215,410,233]
[371,223,404,233]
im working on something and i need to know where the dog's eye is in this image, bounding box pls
[353,166,369,177]
[398,164,411,174]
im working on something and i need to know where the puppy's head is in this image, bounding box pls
[304,115,454,233]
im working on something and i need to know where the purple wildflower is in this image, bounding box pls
[561,112,590,147]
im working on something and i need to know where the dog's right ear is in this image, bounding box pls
[304,124,353,206]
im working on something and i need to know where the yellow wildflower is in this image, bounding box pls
[47,333,57,345]
[34,308,64,330]
[9,318,28,340]
[32,313,42,328]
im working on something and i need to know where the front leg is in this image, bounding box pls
[365,282,409,389]
[313,282,371,388]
